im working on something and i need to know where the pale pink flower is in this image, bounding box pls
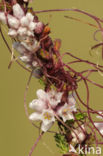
[29,109,55,132]
[8,29,17,37]
[47,89,63,108]
[57,95,76,122]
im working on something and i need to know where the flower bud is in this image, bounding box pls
[13,3,24,19]
[35,22,44,34]
[8,14,20,29]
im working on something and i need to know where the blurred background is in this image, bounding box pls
[0,0,103,155]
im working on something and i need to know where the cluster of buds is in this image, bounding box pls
[29,89,76,132]
[0,3,46,77]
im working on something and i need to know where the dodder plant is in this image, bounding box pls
[0,0,103,156]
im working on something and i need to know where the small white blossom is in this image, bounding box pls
[57,95,76,122]
[0,12,7,24]
[8,29,17,37]
[29,22,37,31]
[8,14,20,29]
[29,109,55,132]
[26,12,34,22]
[57,103,75,122]
[47,90,63,108]
[71,125,86,143]
[13,3,24,19]
[20,16,29,27]
[17,27,27,36]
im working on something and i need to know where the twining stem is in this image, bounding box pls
[28,132,44,156]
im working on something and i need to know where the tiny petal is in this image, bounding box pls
[29,99,47,112]
[20,16,29,27]
[26,12,34,22]
[29,112,41,121]
[42,109,55,125]
[20,55,30,62]
[8,29,17,37]
[36,89,47,100]
[27,30,34,36]
[0,12,7,24]
[29,22,37,31]
[35,22,44,34]
[8,14,19,29]
[41,122,53,132]
[13,3,24,19]
[17,27,27,36]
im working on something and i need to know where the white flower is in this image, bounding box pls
[13,3,24,19]
[17,27,27,36]
[94,122,103,135]
[20,16,29,27]
[47,90,63,108]
[71,125,86,143]
[57,103,74,122]
[96,111,103,119]
[57,95,76,122]
[29,109,55,132]
[29,22,37,31]
[0,12,7,24]
[26,12,34,22]
[8,29,17,37]
[41,109,55,132]
[8,14,19,29]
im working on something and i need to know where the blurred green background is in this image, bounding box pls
[0,0,103,155]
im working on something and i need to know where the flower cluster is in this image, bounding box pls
[0,4,43,37]
[29,89,76,132]
[1,1,103,156]
[0,3,44,71]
